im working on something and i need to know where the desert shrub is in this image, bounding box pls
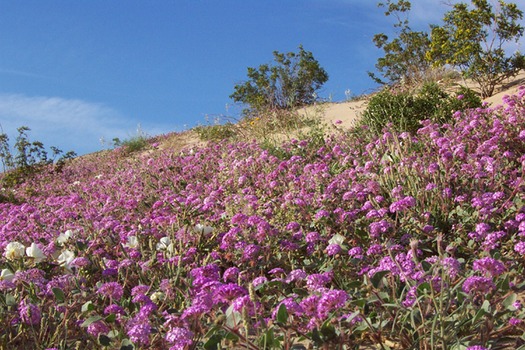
[194,121,237,142]
[230,45,328,115]
[369,0,432,86]
[0,126,76,187]
[361,82,481,134]
[428,0,525,98]
[112,126,151,154]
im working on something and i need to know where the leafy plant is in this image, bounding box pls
[112,125,151,154]
[361,82,481,134]
[428,0,525,98]
[0,126,76,187]
[194,119,238,142]
[369,0,432,86]
[230,45,329,115]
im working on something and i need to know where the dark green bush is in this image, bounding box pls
[361,82,481,134]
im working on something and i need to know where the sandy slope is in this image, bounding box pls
[153,71,525,155]
[298,71,525,132]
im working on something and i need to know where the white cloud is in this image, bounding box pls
[0,94,148,155]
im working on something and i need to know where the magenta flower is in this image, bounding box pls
[472,257,505,277]
[97,282,124,300]
[166,327,194,350]
[462,276,495,294]
[326,243,341,256]
[19,299,41,326]
[317,289,348,319]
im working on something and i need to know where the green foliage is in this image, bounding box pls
[194,121,237,142]
[112,126,151,154]
[370,0,432,85]
[428,0,525,98]
[361,82,481,134]
[230,45,329,115]
[0,126,76,187]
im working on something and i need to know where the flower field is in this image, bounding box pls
[1,88,525,349]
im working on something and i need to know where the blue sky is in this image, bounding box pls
[0,1,521,156]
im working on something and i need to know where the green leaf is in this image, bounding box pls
[497,274,510,292]
[5,294,16,306]
[472,300,490,324]
[310,328,322,344]
[260,328,275,349]
[320,320,337,340]
[346,280,362,289]
[352,298,367,308]
[276,303,288,324]
[203,334,222,350]
[105,313,116,323]
[502,293,517,311]
[417,282,431,294]
[99,334,111,346]
[81,315,103,328]
[291,345,307,350]
[81,301,95,313]
[52,287,65,303]
[371,270,389,289]
[107,330,119,338]
[120,339,134,350]
[421,260,432,272]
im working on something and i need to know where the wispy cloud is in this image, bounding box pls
[0,94,153,155]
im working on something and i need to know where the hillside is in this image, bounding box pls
[0,74,525,349]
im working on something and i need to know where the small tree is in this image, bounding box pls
[369,0,432,86]
[230,46,328,115]
[428,0,525,98]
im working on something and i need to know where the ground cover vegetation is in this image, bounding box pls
[1,1,525,349]
[1,87,525,349]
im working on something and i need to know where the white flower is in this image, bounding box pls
[194,224,214,235]
[57,230,74,245]
[57,250,75,272]
[123,235,139,249]
[26,243,46,263]
[0,268,15,282]
[156,237,174,253]
[150,291,165,303]
[4,241,25,260]
[328,234,345,247]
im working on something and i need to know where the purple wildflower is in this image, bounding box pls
[514,241,525,255]
[127,320,151,346]
[306,272,332,291]
[509,317,523,326]
[214,283,248,303]
[326,243,341,256]
[462,276,495,294]
[472,257,506,277]
[402,286,417,308]
[366,244,383,256]
[223,267,239,282]
[97,282,124,300]
[286,269,307,283]
[273,297,303,319]
[243,244,261,261]
[87,320,110,337]
[19,299,41,326]
[348,246,363,259]
[252,276,268,288]
[317,290,348,319]
[166,327,194,350]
